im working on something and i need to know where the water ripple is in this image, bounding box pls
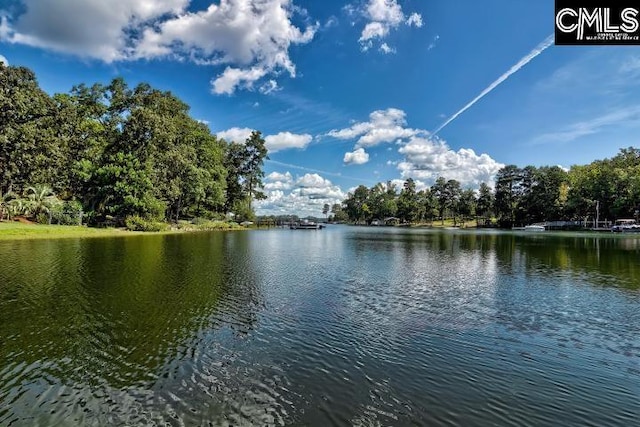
[0,229,639,425]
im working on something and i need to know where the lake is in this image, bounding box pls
[0,227,638,426]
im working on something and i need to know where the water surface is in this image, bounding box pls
[0,227,638,426]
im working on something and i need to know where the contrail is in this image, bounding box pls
[433,34,554,136]
[266,160,377,184]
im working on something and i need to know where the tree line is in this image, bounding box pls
[336,148,640,227]
[0,64,268,226]
[3,64,639,229]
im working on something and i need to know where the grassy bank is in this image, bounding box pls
[0,221,244,241]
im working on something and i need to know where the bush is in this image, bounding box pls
[51,200,84,225]
[125,216,169,232]
[35,213,50,225]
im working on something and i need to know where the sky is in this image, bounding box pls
[1,0,640,216]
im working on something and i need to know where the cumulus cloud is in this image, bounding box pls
[255,172,346,216]
[0,54,7,65]
[265,132,312,152]
[2,0,188,62]
[397,136,504,187]
[344,148,370,165]
[217,128,312,153]
[328,108,423,147]
[264,171,294,191]
[217,127,254,144]
[330,108,503,188]
[357,0,423,51]
[1,0,317,94]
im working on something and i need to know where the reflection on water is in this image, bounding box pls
[0,228,638,426]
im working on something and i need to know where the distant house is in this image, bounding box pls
[384,217,400,226]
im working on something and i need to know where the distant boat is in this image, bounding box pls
[611,219,640,233]
[524,224,546,231]
[290,220,323,230]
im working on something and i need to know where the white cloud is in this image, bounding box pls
[344,148,370,165]
[217,128,312,153]
[255,172,346,216]
[397,136,504,187]
[259,79,280,95]
[328,108,423,147]
[217,127,254,144]
[3,0,188,62]
[264,171,294,190]
[427,35,440,51]
[264,132,312,153]
[2,0,317,95]
[0,54,7,65]
[331,107,503,188]
[266,171,293,182]
[212,66,268,95]
[357,0,422,51]
[379,43,395,54]
[406,13,423,28]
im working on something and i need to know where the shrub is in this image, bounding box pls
[35,213,50,225]
[51,200,84,225]
[125,216,169,232]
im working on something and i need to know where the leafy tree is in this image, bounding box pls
[24,184,60,224]
[344,185,370,224]
[431,177,448,224]
[323,203,330,217]
[458,188,477,224]
[397,179,418,223]
[0,190,15,221]
[243,131,269,202]
[223,131,268,216]
[420,188,438,223]
[0,65,56,194]
[477,183,494,225]
[331,203,348,222]
[494,165,522,227]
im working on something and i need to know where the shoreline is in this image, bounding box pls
[0,222,245,241]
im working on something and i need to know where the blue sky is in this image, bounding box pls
[1,0,640,215]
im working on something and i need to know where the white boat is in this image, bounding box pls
[290,220,323,230]
[524,224,546,231]
[611,219,640,233]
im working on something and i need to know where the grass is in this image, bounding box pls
[0,222,143,241]
[0,220,245,241]
[175,220,245,232]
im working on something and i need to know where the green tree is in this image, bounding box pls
[243,131,269,202]
[0,65,56,194]
[344,185,370,223]
[477,183,494,225]
[431,177,448,224]
[0,190,15,221]
[397,178,418,223]
[495,165,522,227]
[458,188,477,225]
[223,131,269,216]
[323,203,330,220]
[331,203,348,222]
[25,184,59,223]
